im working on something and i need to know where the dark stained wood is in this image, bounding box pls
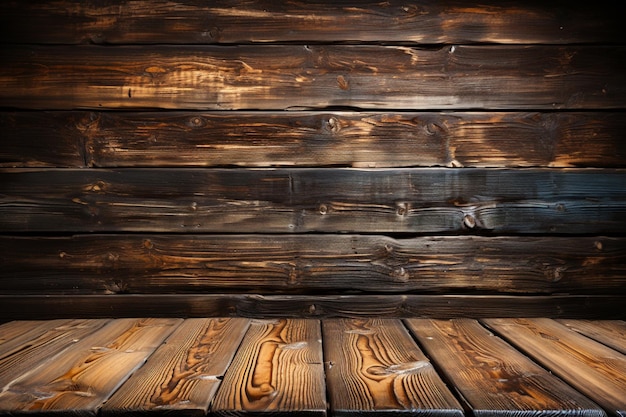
[1,168,625,234]
[323,318,463,415]
[211,319,326,416]
[1,235,624,295]
[1,45,624,110]
[0,1,620,45]
[558,320,626,354]
[0,295,623,321]
[0,319,110,388]
[102,318,249,416]
[4,111,623,169]
[0,318,181,415]
[483,318,626,417]
[406,319,604,417]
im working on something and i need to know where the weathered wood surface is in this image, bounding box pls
[0,319,66,350]
[483,318,626,417]
[1,235,624,295]
[0,319,109,388]
[406,319,604,417]
[558,319,626,354]
[1,45,624,110]
[0,318,181,415]
[0,1,620,45]
[102,318,249,416]
[4,111,624,168]
[211,319,326,416]
[323,318,463,415]
[0,295,623,321]
[1,168,624,234]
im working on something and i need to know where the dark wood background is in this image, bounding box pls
[1,1,624,319]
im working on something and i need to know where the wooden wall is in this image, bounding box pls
[1,1,625,319]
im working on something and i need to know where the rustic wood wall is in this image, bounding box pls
[1,1,624,319]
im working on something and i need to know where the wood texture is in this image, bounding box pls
[1,235,624,295]
[323,318,463,415]
[483,318,626,417]
[0,320,67,350]
[2,168,625,234]
[558,320,626,354]
[0,295,623,321]
[0,318,181,415]
[1,45,624,110]
[211,319,326,416]
[0,1,620,45]
[3,111,624,169]
[406,319,603,417]
[102,318,249,416]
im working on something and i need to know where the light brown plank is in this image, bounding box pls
[323,318,463,416]
[0,319,110,389]
[0,320,67,350]
[483,318,626,417]
[102,318,249,416]
[0,295,622,321]
[0,318,181,416]
[558,320,626,354]
[1,45,624,110]
[1,168,625,234]
[211,319,326,416]
[1,235,624,296]
[407,319,604,417]
[0,1,620,45]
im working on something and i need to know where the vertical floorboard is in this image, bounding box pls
[211,319,326,416]
[323,318,464,416]
[102,318,250,416]
[483,318,626,417]
[0,318,181,416]
[557,320,626,354]
[406,319,604,417]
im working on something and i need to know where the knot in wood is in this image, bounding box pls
[463,214,476,229]
[318,204,328,215]
[396,203,408,216]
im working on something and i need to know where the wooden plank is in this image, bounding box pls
[1,235,624,296]
[4,111,620,169]
[0,112,86,167]
[102,318,249,416]
[323,318,463,416]
[1,168,625,234]
[0,1,620,45]
[483,318,626,417]
[1,45,624,110]
[0,319,110,388]
[0,295,622,321]
[558,320,626,354]
[211,319,326,416]
[0,318,181,416]
[0,320,64,349]
[406,319,604,417]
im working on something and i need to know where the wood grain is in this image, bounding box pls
[406,319,603,417]
[1,168,624,234]
[0,295,623,321]
[558,320,626,354]
[211,319,326,416]
[0,1,620,45]
[0,320,68,350]
[483,318,626,417]
[4,111,624,169]
[1,235,624,296]
[323,318,463,415]
[102,318,249,416]
[1,45,624,110]
[0,318,181,415]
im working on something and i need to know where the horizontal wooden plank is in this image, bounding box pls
[406,319,603,417]
[1,235,624,295]
[483,318,626,417]
[1,45,624,110]
[0,1,620,45]
[0,295,622,321]
[1,168,625,234]
[4,111,624,168]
